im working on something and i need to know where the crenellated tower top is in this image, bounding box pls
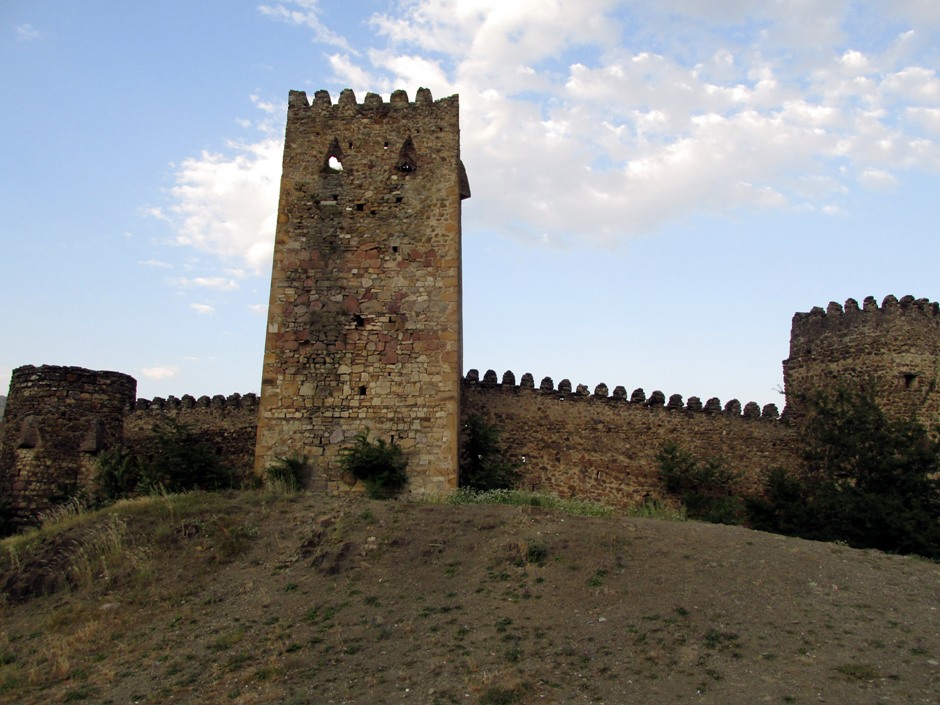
[784,294,940,424]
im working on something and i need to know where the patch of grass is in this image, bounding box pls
[588,568,608,587]
[443,489,614,517]
[525,543,548,565]
[703,629,740,650]
[478,678,531,705]
[626,498,687,521]
[834,662,882,681]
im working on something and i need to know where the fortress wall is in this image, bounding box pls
[0,365,136,521]
[784,295,940,425]
[124,394,259,479]
[462,373,800,507]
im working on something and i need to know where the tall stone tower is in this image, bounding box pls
[255,88,469,494]
[783,295,940,425]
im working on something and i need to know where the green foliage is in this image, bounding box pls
[139,418,237,493]
[459,415,522,491]
[265,455,308,492]
[748,388,940,558]
[338,430,408,499]
[0,496,14,538]
[656,442,745,525]
[444,488,614,517]
[91,419,236,503]
[93,445,143,502]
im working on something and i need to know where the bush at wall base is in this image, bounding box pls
[338,430,408,499]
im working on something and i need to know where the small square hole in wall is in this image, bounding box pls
[354,315,365,328]
[903,373,919,389]
[359,386,367,396]
[395,196,403,204]
[356,203,364,211]
[392,245,399,253]
[384,141,389,150]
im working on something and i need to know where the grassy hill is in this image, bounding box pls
[1,490,938,704]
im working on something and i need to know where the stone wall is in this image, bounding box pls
[784,295,940,425]
[461,371,799,508]
[255,88,467,495]
[0,365,136,522]
[124,394,259,481]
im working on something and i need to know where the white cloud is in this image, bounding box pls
[190,303,216,315]
[174,276,240,291]
[140,365,180,380]
[249,303,268,314]
[140,259,172,269]
[257,0,353,51]
[16,24,41,41]
[194,0,940,252]
[858,167,897,190]
[167,137,280,273]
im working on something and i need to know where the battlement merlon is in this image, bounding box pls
[283,88,470,200]
[288,87,451,110]
[788,294,940,358]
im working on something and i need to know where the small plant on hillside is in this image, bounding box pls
[265,455,309,492]
[338,430,408,499]
[657,442,745,525]
[459,415,522,491]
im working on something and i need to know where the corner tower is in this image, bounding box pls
[255,88,469,494]
[783,295,940,425]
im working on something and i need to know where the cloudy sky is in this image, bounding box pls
[3,1,940,409]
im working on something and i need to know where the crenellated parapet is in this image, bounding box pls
[784,294,940,425]
[131,393,258,412]
[463,369,781,420]
[461,368,798,508]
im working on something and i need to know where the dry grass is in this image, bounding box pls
[1,490,938,705]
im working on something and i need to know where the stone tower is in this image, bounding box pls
[783,295,940,425]
[255,88,470,494]
[0,365,136,523]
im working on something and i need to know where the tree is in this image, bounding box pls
[459,415,521,492]
[748,388,940,558]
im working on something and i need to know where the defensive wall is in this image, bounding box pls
[461,370,797,507]
[0,366,259,523]
[2,91,939,525]
[1,360,798,521]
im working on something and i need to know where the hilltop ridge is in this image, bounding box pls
[2,492,937,704]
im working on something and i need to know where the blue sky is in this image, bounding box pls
[2,1,940,410]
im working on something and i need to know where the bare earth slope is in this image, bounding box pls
[1,492,938,704]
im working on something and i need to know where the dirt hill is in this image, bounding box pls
[1,491,938,704]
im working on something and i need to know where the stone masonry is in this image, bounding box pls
[3,90,940,523]
[254,88,469,495]
[0,366,136,520]
[784,295,940,426]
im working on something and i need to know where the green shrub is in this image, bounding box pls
[93,445,143,502]
[338,430,408,499]
[747,388,940,558]
[265,455,308,492]
[0,496,14,538]
[657,442,745,524]
[459,415,522,491]
[134,418,237,494]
